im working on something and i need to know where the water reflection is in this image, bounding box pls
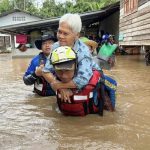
[0,54,150,150]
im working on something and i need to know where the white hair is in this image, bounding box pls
[59,13,82,33]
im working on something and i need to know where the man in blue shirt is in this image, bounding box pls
[23,34,57,96]
[42,13,102,101]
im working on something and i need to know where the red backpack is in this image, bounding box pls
[56,70,104,116]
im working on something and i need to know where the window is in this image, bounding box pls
[124,0,138,14]
[12,16,26,21]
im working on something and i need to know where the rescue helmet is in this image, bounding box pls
[50,46,77,70]
[51,46,76,64]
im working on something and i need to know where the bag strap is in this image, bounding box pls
[94,71,105,116]
[39,52,46,65]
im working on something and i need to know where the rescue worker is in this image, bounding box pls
[50,46,104,116]
[23,34,57,96]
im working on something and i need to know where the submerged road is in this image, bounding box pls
[0,54,150,150]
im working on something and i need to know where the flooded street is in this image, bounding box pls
[0,53,150,150]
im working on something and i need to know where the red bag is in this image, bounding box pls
[57,70,101,116]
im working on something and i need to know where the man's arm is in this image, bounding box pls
[42,72,56,85]
[51,80,77,90]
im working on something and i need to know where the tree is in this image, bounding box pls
[39,0,58,18]
[25,1,39,15]
[0,0,119,18]
[0,0,38,15]
[12,0,37,11]
[0,0,13,14]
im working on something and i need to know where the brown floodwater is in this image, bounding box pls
[0,53,150,150]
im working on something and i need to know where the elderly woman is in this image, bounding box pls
[42,13,102,101]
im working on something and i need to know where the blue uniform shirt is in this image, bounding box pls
[43,39,101,89]
[24,53,47,76]
[23,52,55,96]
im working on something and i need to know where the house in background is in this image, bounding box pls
[0,9,42,51]
[0,2,120,54]
[0,9,42,27]
[119,0,150,54]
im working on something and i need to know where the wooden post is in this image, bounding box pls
[11,34,15,53]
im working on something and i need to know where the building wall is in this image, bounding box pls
[100,11,120,43]
[119,0,150,46]
[0,34,11,51]
[0,12,41,27]
[0,12,42,49]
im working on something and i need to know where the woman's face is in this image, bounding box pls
[57,22,79,47]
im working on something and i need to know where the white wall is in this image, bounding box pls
[0,12,41,27]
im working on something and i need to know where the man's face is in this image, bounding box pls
[57,22,79,47]
[56,70,75,83]
[55,64,76,83]
[42,40,54,56]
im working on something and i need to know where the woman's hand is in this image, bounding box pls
[59,89,73,103]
